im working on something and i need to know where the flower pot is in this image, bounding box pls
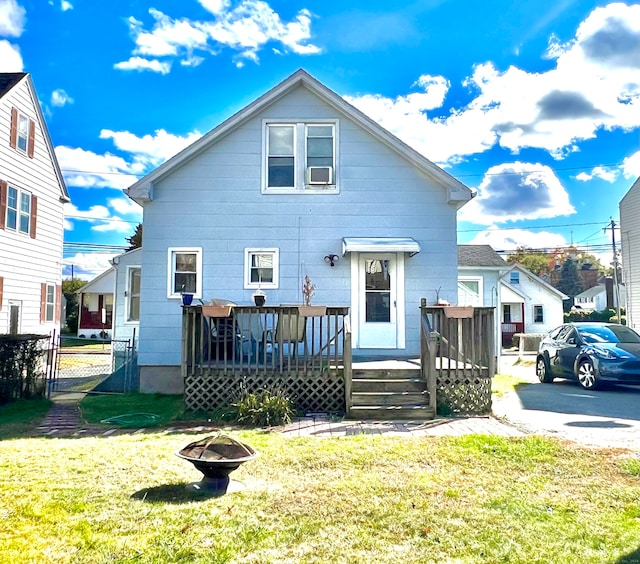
[182,293,194,306]
[297,305,327,317]
[202,305,233,317]
[253,294,266,307]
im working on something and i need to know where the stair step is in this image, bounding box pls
[349,405,436,420]
[351,391,428,406]
[352,369,421,379]
[352,379,426,393]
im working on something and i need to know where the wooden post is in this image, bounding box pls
[343,316,352,416]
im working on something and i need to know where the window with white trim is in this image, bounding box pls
[458,276,483,306]
[534,305,544,323]
[45,283,55,322]
[6,186,31,234]
[168,248,202,298]
[126,267,141,322]
[17,113,29,153]
[245,248,279,289]
[510,271,520,285]
[264,121,336,192]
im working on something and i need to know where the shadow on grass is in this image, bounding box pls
[132,481,244,503]
[618,547,640,563]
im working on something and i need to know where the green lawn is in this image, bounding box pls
[1,430,639,563]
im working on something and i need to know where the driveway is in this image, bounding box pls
[494,354,640,451]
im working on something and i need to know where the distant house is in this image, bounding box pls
[620,177,640,329]
[574,278,625,312]
[111,248,141,343]
[76,268,114,340]
[0,73,70,335]
[125,69,474,394]
[501,263,568,344]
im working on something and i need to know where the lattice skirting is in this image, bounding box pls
[184,370,346,415]
[436,371,492,416]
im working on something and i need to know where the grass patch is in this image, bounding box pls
[0,433,639,563]
[0,398,52,439]
[80,393,185,427]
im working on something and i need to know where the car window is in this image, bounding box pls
[548,326,565,340]
[577,325,640,344]
[562,328,578,344]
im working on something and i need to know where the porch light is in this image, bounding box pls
[324,254,339,267]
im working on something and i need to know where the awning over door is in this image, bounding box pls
[342,237,421,256]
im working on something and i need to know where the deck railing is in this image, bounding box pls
[181,305,351,413]
[420,303,495,415]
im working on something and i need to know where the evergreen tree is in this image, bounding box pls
[126,223,142,250]
[62,278,87,334]
[556,258,584,312]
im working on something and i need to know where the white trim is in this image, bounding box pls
[45,282,55,323]
[261,119,338,194]
[167,247,202,299]
[342,237,420,256]
[533,304,544,323]
[125,266,141,324]
[244,248,279,289]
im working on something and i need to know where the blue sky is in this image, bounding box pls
[1,0,639,279]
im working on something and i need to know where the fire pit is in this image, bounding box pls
[176,434,258,494]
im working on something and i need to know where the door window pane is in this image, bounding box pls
[365,259,391,322]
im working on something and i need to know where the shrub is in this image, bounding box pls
[233,388,294,427]
[0,335,49,405]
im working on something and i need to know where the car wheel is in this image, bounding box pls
[577,359,599,390]
[536,356,553,383]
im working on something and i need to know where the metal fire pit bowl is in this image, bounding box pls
[176,434,258,494]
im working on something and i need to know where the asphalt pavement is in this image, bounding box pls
[495,353,640,451]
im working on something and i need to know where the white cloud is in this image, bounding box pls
[63,252,117,281]
[108,196,142,217]
[622,150,640,179]
[345,3,640,165]
[113,56,171,74]
[60,0,72,11]
[467,226,568,253]
[64,202,136,237]
[575,166,618,182]
[116,2,319,73]
[57,129,200,190]
[99,128,201,166]
[55,146,141,189]
[0,39,22,71]
[51,88,73,107]
[0,0,25,37]
[459,162,576,225]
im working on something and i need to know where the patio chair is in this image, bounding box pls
[260,308,307,366]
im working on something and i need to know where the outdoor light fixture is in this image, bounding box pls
[324,254,339,267]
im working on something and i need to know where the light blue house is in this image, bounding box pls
[126,69,474,394]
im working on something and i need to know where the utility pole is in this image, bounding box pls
[604,218,621,321]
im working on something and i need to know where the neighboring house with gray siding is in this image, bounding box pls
[126,69,474,394]
[620,177,640,330]
[0,73,69,335]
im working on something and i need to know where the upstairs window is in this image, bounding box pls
[168,248,202,298]
[10,108,35,158]
[510,271,520,285]
[264,121,336,193]
[3,185,35,237]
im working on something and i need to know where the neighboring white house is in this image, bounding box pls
[574,279,626,312]
[111,248,141,343]
[501,263,568,342]
[125,69,474,393]
[620,177,640,329]
[76,268,115,340]
[0,73,69,335]
[457,244,510,356]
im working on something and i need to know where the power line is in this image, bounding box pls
[458,220,616,234]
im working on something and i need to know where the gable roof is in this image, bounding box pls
[0,73,70,202]
[505,263,569,300]
[574,285,606,299]
[126,69,474,207]
[76,267,115,294]
[0,73,26,97]
[458,245,508,268]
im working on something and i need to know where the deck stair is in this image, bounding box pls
[349,364,435,420]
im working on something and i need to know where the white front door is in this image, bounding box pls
[357,254,402,349]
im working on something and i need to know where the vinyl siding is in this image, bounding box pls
[621,178,640,329]
[0,77,65,334]
[137,84,461,367]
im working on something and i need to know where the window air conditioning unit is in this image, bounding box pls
[307,166,333,185]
